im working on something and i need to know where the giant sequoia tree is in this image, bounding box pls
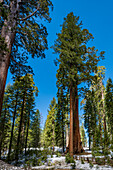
[0,0,53,116]
[53,12,104,156]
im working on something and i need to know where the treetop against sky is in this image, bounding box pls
[6,0,113,128]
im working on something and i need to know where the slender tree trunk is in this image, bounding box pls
[7,92,18,162]
[15,91,26,163]
[100,80,106,131]
[62,111,65,153]
[73,85,83,153]
[69,84,73,156]
[25,110,30,157]
[88,114,91,150]
[89,136,91,150]
[0,1,18,117]
[0,106,7,158]
[53,126,54,152]
[66,123,69,148]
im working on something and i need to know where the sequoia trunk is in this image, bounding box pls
[69,84,83,156]
[73,86,83,153]
[69,84,74,156]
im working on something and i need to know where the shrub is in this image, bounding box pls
[81,158,84,164]
[65,153,75,164]
[71,162,76,169]
[89,161,93,168]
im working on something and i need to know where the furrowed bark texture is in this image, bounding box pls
[69,85,83,156]
[73,86,82,153]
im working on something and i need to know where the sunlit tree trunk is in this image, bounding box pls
[66,124,69,148]
[69,84,74,156]
[100,79,106,131]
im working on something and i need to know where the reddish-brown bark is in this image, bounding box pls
[69,85,74,156]
[73,86,83,153]
[69,85,83,156]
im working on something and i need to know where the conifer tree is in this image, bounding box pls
[83,66,108,151]
[105,78,113,145]
[55,87,69,152]
[80,123,87,147]
[0,0,53,117]
[52,12,104,155]
[30,109,41,148]
[83,89,97,150]
[44,97,57,151]
[14,74,38,163]
[0,85,11,158]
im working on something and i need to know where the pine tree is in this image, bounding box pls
[83,66,108,151]
[44,97,57,151]
[14,74,38,163]
[52,12,104,155]
[80,123,87,147]
[105,78,113,146]
[83,89,97,150]
[0,85,12,158]
[30,109,41,148]
[55,87,69,152]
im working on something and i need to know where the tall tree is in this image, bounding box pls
[80,123,87,147]
[30,109,41,148]
[83,89,97,150]
[0,85,11,158]
[12,74,38,163]
[0,0,53,116]
[105,78,113,145]
[52,12,104,155]
[83,66,108,150]
[55,86,69,152]
[44,97,57,151]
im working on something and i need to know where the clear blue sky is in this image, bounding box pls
[7,0,113,128]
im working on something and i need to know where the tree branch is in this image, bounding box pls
[16,31,27,35]
[11,56,26,67]
[18,5,40,21]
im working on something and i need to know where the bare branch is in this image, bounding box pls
[16,31,27,35]
[18,5,40,21]
[11,56,26,67]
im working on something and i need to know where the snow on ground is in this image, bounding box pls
[1,147,113,169]
[31,156,113,170]
[76,160,113,170]
[0,160,24,170]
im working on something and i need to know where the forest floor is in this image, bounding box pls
[1,147,113,169]
[0,159,24,170]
